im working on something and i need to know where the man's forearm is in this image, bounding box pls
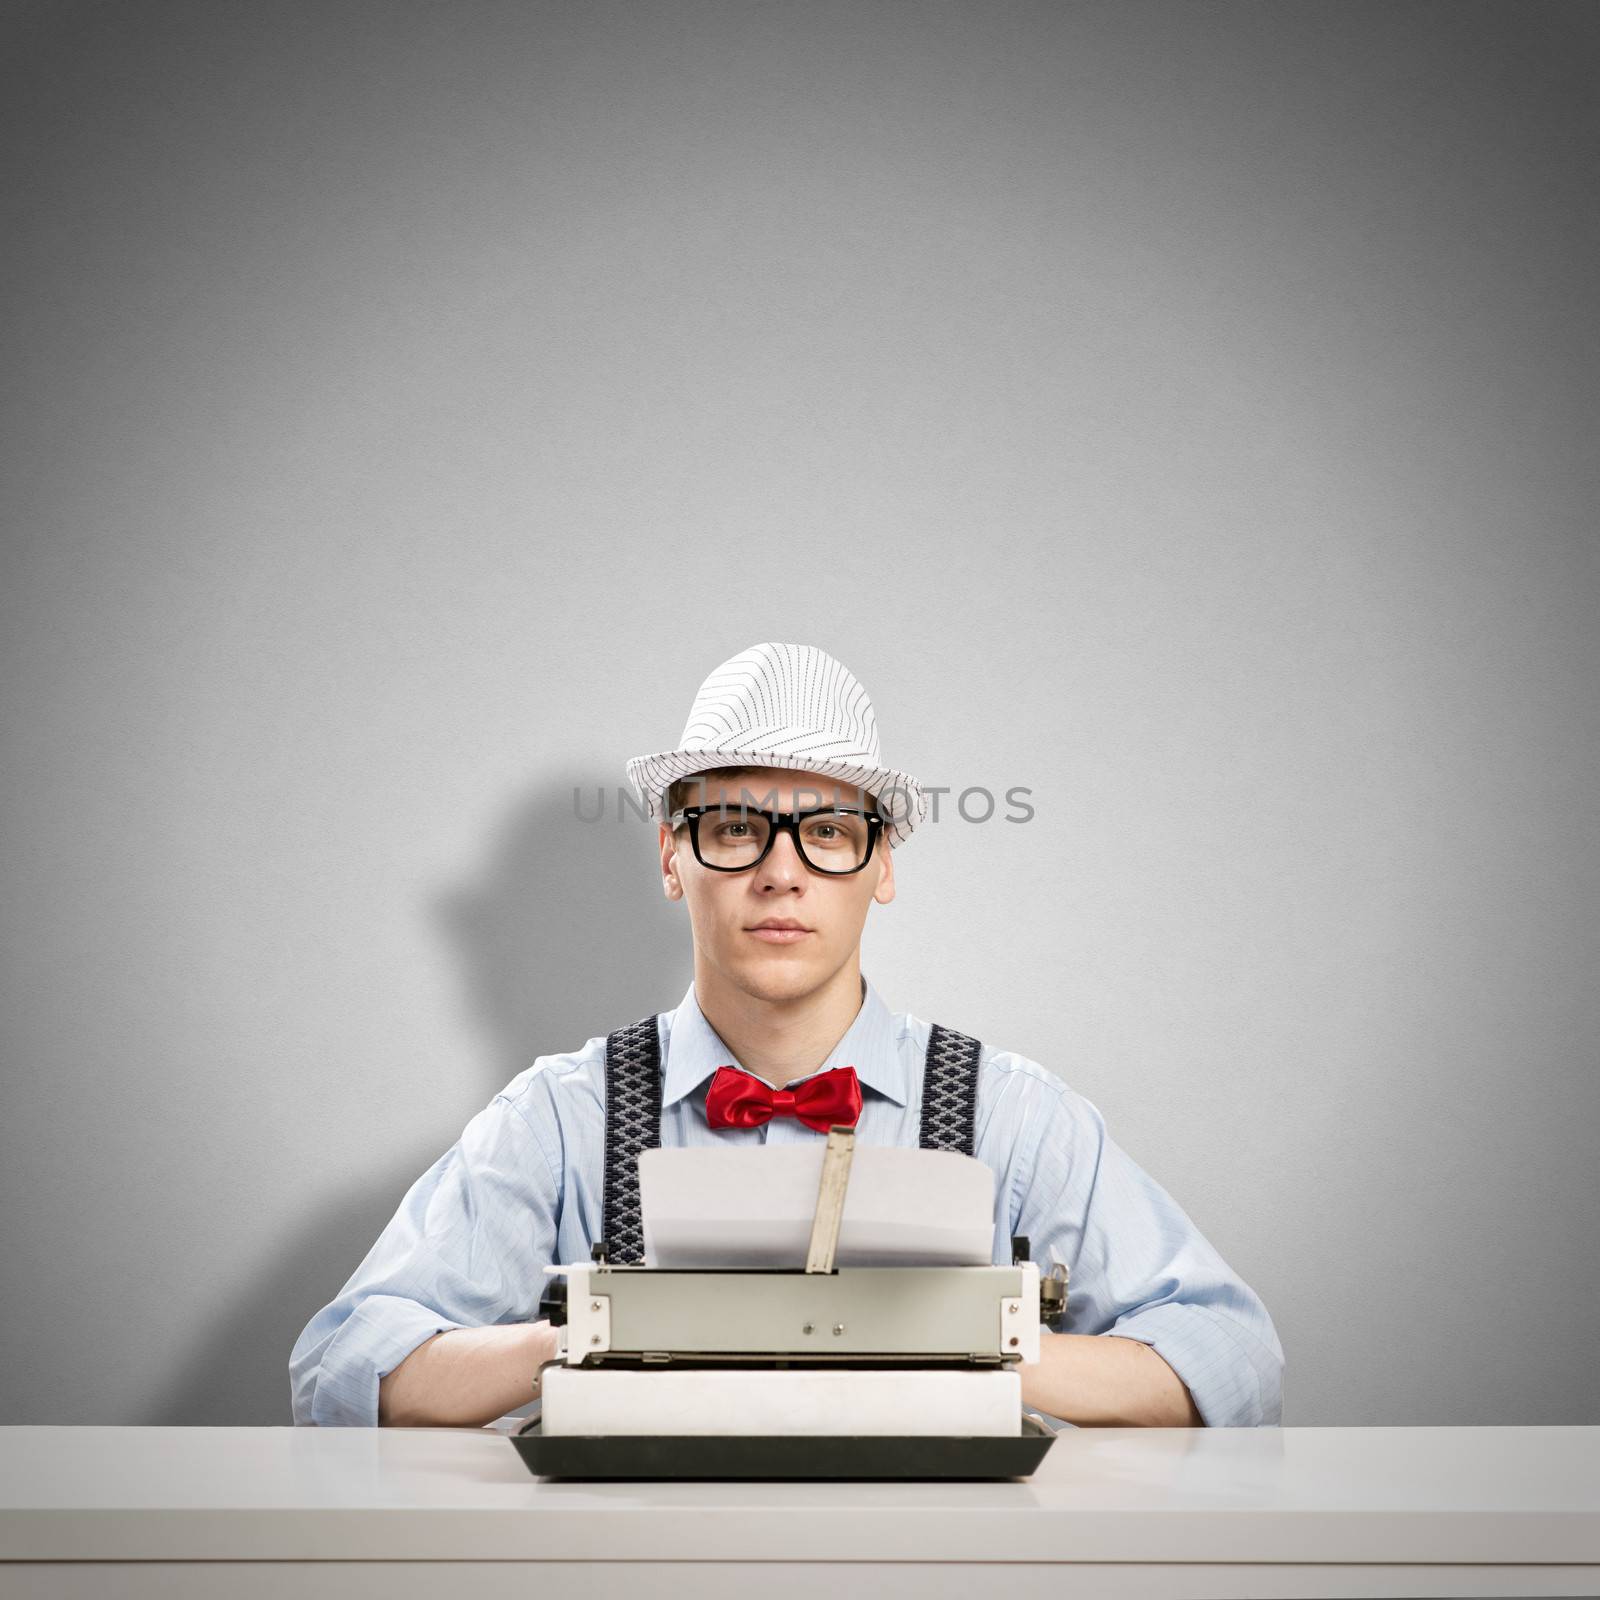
[1020,1332,1204,1427]
[378,1321,559,1428]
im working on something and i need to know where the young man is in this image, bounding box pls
[290,641,1283,1429]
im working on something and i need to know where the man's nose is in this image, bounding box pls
[755,826,809,884]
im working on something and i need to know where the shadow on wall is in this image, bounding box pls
[142,771,686,1425]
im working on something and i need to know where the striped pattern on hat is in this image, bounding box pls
[625,642,927,849]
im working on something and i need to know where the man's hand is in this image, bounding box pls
[378,1320,561,1428]
[1019,1331,1204,1427]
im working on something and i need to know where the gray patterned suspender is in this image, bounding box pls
[919,1023,983,1155]
[600,1015,664,1265]
[599,1015,983,1259]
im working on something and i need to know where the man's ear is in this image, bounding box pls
[660,823,684,900]
[872,838,896,906]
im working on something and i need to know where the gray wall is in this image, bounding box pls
[2,0,1596,1428]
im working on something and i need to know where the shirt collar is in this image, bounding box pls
[661,973,908,1109]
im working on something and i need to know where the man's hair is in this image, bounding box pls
[664,766,879,825]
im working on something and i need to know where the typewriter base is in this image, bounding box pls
[510,1412,1056,1481]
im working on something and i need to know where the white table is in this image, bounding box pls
[1,1424,1596,1597]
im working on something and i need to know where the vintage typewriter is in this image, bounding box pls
[511,1128,1068,1480]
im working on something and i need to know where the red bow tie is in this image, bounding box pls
[705,1064,863,1133]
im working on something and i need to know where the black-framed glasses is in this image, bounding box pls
[667,804,883,875]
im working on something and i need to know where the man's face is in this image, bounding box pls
[659,767,895,1003]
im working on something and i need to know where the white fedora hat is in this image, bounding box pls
[625,642,928,849]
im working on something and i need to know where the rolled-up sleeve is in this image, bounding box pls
[1011,1080,1284,1427]
[289,1089,563,1427]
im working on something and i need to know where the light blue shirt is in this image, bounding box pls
[290,975,1284,1428]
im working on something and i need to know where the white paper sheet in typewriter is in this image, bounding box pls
[638,1146,996,1269]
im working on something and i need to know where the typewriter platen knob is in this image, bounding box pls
[538,1275,569,1327]
[1038,1262,1069,1333]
